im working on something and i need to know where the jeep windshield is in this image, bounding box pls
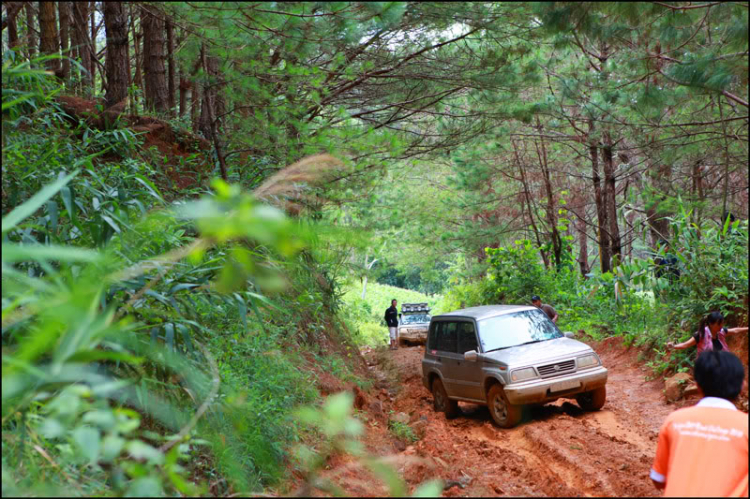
[478,309,562,352]
[401,314,430,325]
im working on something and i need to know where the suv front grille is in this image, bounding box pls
[537,359,576,378]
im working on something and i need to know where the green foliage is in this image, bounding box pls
[388,420,418,444]
[437,279,496,313]
[662,206,749,329]
[1,60,353,494]
[486,240,553,302]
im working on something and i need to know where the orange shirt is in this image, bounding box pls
[651,397,749,497]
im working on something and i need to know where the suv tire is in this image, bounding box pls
[487,384,522,428]
[432,378,459,418]
[576,386,606,411]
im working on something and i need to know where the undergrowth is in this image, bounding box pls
[0,56,387,496]
[441,219,748,376]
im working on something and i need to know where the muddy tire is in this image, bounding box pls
[487,384,522,428]
[576,386,606,411]
[432,378,459,419]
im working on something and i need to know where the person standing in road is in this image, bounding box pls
[531,295,558,323]
[650,350,748,497]
[384,299,399,350]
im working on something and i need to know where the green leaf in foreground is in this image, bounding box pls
[1,244,100,263]
[2,170,79,233]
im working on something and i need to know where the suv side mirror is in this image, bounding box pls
[563,331,574,338]
[464,350,478,362]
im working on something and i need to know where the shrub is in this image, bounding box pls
[486,239,554,303]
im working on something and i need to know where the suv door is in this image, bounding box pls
[454,321,484,401]
[435,321,467,396]
[423,321,442,384]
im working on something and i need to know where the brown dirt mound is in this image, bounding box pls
[54,95,211,189]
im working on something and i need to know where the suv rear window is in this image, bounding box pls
[428,322,438,349]
[457,322,478,354]
[435,322,458,353]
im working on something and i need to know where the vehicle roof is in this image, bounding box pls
[433,305,536,321]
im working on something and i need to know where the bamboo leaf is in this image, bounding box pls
[1,243,100,263]
[2,171,79,233]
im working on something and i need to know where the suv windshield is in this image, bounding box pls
[478,309,562,352]
[402,314,430,325]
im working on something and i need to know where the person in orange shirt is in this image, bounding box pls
[651,350,748,497]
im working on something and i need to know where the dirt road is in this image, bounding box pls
[357,338,712,497]
[292,335,748,497]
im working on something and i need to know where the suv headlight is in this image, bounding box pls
[511,367,538,382]
[577,354,600,369]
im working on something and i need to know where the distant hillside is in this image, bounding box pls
[344,281,443,316]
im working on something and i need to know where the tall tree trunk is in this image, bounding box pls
[514,140,549,268]
[601,131,621,264]
[141,7,168,113]
[124,8,131,100]
[718,98,731,221]
[534,120,562,269]
[2,2,25,33]
[191,79,201,133]
[129,5,141,113]
[576,212,589,276]
[58,2,70,82]
[201,43,228,181]
[72,1,92,89]
[588,121,611,273]
[38,2,60,73]
[692,161,705,224]
[199,55,223,136]
[179,77,190,117]
[644,137,672,247]
[89,0,96,89]
[25,3,36,60]
[166,17,176,117]
[6,2,21,50]
[103,1,128,109]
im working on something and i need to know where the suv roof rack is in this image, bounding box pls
[401,302,430,313]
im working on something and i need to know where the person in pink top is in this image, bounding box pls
[667,311,748,356]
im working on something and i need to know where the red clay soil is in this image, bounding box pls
[54,95,211,189]
[284,333,749,497]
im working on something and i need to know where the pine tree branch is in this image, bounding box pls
[652,2,723,10]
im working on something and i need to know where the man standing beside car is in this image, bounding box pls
[384,299,399,350]
[531,295,558,323]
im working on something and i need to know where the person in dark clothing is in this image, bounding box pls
[384,299,399,350]
[531,295,558,323]
[655,240,681,281]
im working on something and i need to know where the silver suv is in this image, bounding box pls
[398,303,431,346]
[421,305,608,428]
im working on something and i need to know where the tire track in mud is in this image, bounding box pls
[377,345,667,497]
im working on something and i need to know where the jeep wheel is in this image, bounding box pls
[432,378,459,418]
[487,384,522,428]
[576,386,606,411]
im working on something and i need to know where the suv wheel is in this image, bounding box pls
[432,378,459,418]
[487,384,522,428]
[576,386,606,411]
